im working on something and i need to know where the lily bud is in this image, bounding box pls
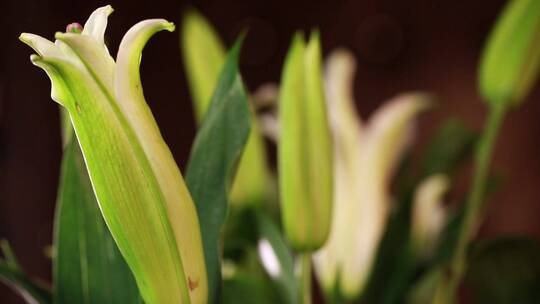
[66,22,83,34]
[278,31,333,251]
[20,6,206,303]
[479,0,540,107]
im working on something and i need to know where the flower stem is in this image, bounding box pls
[301,253,312,304]
[445,101,507,302]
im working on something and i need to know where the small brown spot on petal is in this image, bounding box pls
[188,277,199,291]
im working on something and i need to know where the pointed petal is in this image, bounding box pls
[324,48,363,131]
[28,55,76,107]
[340,93,431,298]
[115,19,207,304]
[55,32,115,91]
[82,5,114,45]
[314,48,363,293]
[19,33,63,59]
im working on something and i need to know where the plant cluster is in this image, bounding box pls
[1,1,540,303]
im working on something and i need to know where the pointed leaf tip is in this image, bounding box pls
[181,10,226,121]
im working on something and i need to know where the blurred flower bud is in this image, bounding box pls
[278,31,333,251]
[479,0,540,107]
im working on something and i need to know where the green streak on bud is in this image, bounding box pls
[479,0,540,107]
[278,31,333,252]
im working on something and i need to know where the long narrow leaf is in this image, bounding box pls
[54,136,141,303]
[182,10,270,209]
[255,211,298,304]
[0,241,51,304]
[185,39,251,303]
[0,263,51,304]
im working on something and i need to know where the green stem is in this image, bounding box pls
[301,253,312,304]
[446,102,507,302]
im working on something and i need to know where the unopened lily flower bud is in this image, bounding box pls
[479,0,540,107]
[278,31,333,252]
[66,22,83,34]
[20,6,206,304]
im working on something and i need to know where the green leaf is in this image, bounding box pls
[181,10,271,209]
[20,6,206,303]
[185,38,251,304]
[54,136,141,304]
[406,267,443,304]
[255,211,298,304]
[359,192,415,304]
[0,241,52,304]
[466,237,540,304]
[419,118,476,179]
[228,123,271,208]
[479,0,540,106]
[278,31,333,251]
[223,270,281,304]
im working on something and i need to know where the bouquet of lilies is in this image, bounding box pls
[2,1,540,303]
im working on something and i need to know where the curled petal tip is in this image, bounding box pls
[19,33,62,59]
[18,33,30,43]
[104,5,114,14]
[54,31,65,40]
[164,21,175,32]
[150,20,175,33]
[92,4,114,16]
[29,54,41,62]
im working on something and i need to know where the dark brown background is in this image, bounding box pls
[1,0,539,303]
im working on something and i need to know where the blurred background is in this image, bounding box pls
[1,0,539,302]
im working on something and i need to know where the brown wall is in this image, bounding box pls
[1,0,539,302]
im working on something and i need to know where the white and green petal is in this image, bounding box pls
[340,93,430,298]
[314,48,431,299]
[412,174,449,257]
[20,6,206,304]
[314,49,362,293]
